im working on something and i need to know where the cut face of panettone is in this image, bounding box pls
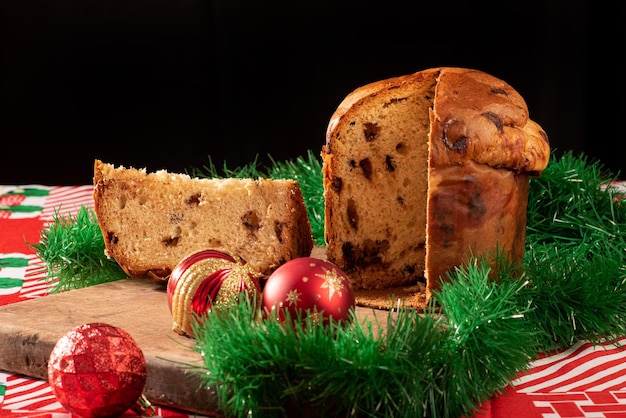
[93,160,314,284]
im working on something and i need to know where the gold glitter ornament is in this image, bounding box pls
[167,249,262,337]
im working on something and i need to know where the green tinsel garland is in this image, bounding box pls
[193,253,538,418]
[524,151,626,351]
[29,207,127,293]
[30,150,626,417]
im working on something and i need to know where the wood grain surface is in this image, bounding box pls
[0,278,390,415]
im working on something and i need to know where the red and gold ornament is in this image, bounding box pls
[262,257,355,325]
[168,249,262,337]
[47,322,148,418]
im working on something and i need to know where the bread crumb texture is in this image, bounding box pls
[93,160,313,282]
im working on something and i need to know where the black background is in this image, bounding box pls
[2,1,625,185]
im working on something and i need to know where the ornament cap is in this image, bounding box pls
[131,394,156,417]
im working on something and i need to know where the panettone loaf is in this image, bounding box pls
[93,160,313,283]
[322,67,550,309]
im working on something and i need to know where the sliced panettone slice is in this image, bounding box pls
[93,159,314,284]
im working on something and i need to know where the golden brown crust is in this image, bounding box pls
[424,162,530,293]
[430,67,550,174]
[93,160,313,283]
[326,67,550,173]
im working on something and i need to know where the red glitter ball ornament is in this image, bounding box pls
[47,323,147,418]
[262,257,355,325]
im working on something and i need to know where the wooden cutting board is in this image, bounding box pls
[0,278,389,415]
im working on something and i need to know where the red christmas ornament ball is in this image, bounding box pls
[47,323,147,418]
[168,249,262,337]
[262,257,355,325]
